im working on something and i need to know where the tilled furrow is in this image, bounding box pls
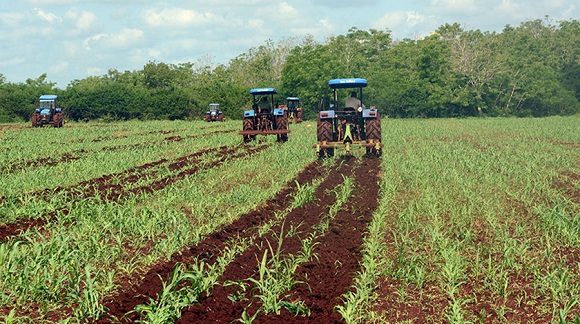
[259,157,381,323]
[175,159,358,323]
[96,159,326,323]
[0,145,246,242]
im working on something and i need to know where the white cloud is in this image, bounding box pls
[34,8,62,23]
[430,0,478,14]
[0,57,27,68]
[0,12,25,27]
[248,19,264,29]
[66,9,98,31]
[26,0,74,4]
[85,28,144,49]
[142,8,216,28]
[279,2,298,17]
[49,61,69,74]
[373,11,426,30]
[86,67,102,76]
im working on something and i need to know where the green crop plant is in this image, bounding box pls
[340,116,579,323]
[134,238,249,324]
[1,116,578,322]
[242,174,355,319]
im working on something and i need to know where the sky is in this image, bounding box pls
[0,0,577,88]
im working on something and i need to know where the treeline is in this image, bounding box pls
[0,18,578,122]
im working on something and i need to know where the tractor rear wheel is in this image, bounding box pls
[365,114,382,157]
[296,109,303,122]
[31,114,39,127]
[53,113,64,128]
[275,115,288,142]
[317,118,334,158]
[243,118,255,143]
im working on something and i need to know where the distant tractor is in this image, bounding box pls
[240,88,289,143]
[31,95,64,128]
[315,78,382,158]
[204,103,224,122]
[285,97,303,123]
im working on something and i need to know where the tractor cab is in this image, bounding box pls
[32,95,64,127]
[204,103,224,122]
[240,88,289,143]
[315,78,382,158]
[285,97,303,123]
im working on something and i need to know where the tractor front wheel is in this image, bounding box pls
[365,115,382,157]
[242,118,255,143]
[317,118,334,159]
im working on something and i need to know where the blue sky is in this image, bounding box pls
[0,0,577,88]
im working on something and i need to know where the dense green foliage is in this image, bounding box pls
[0,19,578,122]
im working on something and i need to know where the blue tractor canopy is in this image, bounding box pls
[328,78,368,89]
[250,88,277,112]
[39,94,58,110]
[249,88,277,95]
[326,78,368,110]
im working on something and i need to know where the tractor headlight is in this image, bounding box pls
[357,106,363,112]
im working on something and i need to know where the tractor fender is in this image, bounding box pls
[318,110,335,119]
[243,109,255,118]
[273,108,285,116]
[362,108,378,118]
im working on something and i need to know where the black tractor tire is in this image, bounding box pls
[275,115,288,142]
[31,114,38,127]
[365,115,382,157]
[243,118,256,143]
[296,109,303,122]
[53,113,64,128]
[317,118,334,158]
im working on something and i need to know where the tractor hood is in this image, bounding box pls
[40,108,51,115]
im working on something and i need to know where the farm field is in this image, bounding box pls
[0,116,578,323]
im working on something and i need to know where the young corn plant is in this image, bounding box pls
[246,175,355,319]
[134,238,250,323]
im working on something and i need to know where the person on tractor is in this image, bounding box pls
[345,91,362,110]
[258,96,271,113]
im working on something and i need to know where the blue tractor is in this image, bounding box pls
[204,103,224,122]
[315,78,382,158]
[285,97,303,123]
[240,88,289,143]
[31,95,64,128]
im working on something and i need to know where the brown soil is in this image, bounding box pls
[374,279,448,323]
[0,144,265,242]
[257,158,381,323]
[96,160,326,323]
[459,273,553,323]
[553,170,580,204]
[175,159,354,323]
[1,150,87,174]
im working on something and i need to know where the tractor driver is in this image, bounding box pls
[345,91,362,110]
[258,96,271,113]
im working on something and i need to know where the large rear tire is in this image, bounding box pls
[242,118,255,143]
[275,115,288,142]
[365,114,382,157]
[53,113,64,128]
[31,114,39,127]
[296,109,303,123]
[317,118,334,159]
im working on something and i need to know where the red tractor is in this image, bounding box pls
[31,95,64,128]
